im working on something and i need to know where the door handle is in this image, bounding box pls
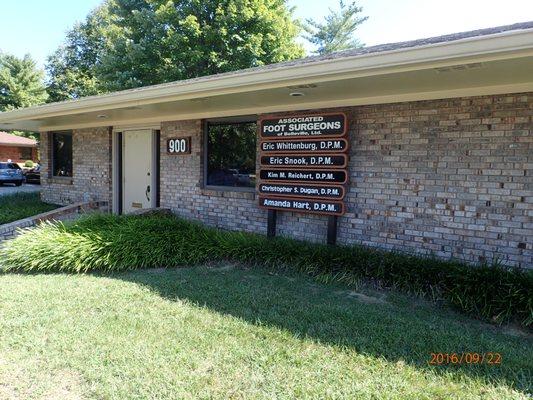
[146,185,151,202]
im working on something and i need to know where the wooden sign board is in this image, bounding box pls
[167,137,191,154]
[260,154,347,168]
[259,196,344,216]
[261,138,348,153]
[260,169,347,184]
[260,113,347,139]
[258,112,349,221]
[259,183,345,200]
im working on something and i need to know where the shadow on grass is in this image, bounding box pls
[113,265,532,394]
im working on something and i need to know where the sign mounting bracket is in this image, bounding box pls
[267,209,277,238]
[327,215,338,245]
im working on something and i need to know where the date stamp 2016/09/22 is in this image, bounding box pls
[429,352,502,366]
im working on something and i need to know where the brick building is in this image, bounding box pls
[0,23,532,267]
[0,132,38,163]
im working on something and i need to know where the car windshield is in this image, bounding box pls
[0,163,21,170]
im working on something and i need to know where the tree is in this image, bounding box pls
[304,0,367,55]
[46,0,304,99]
[0,53,48,111]
[46,3,113,102]
[8,130,39,141]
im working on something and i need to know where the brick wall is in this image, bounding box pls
[40,127,112,206]
[160,93,532,267]
[39,93,532,267]
[160,120,266,233]
[341,93,532,267]
[0,145,37,163]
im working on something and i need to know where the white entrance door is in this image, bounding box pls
[122,130,153,213]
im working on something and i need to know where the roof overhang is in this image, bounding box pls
[0,142,37,148]
[1,26,532,131]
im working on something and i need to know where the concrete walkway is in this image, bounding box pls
[0,184,41,197]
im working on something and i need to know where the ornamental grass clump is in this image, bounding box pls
[1,214,217,272]
[1,213,531,327]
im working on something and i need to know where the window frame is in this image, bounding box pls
[203,119,257,193]
[51,130,74,179]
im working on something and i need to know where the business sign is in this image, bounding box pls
[261,139,348,153]
[259,196,344,216]
[167,137,191,154]
[258,112,349,217]
[259,183,345,200]
[260,154,347,168]
[260,169,347,184]
[260,113,347,139]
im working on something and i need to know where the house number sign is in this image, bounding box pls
[167,137,191,154]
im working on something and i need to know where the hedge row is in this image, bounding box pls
[1,213,531,326]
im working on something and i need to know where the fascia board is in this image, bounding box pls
[37,81,533,132]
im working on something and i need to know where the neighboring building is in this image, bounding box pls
[0,22,531,268]
[0,132,38,163]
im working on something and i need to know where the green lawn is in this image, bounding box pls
[0,266,530,399]
[0,192,58,225]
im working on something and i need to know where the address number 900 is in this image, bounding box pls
[167,137,191,154]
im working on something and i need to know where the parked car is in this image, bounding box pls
[0,162,24,186]
[24,165,41,184]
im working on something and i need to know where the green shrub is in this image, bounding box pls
[1,213,531,327]
[0,192,58,225]
[24,160,34,168]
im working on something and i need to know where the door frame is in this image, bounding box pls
[112,127,160,214]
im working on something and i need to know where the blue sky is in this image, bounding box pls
[1,0,532,69]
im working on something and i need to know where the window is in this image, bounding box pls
[205,121,257,190]
[52,131,73,177]
[20,147,33,160]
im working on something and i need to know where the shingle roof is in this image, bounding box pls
[281,21,533,66]
[99,21,533,93]
[0,132,37,147]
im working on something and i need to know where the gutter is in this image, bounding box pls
[0,143,37,148]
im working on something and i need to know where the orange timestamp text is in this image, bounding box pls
[429,352,502,365]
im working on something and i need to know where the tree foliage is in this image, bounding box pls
[8,130,40,141]
[46,3,113,102]
[304,0,367,55]
[0,53,48,111]
[46,0,304,100]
